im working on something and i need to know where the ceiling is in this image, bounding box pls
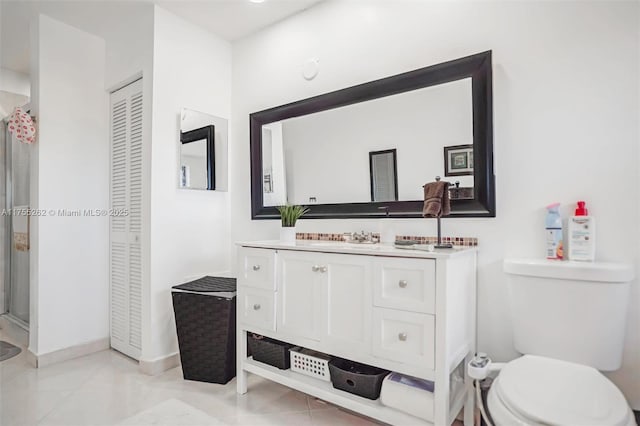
[156,0,321,41]
[0,0,322,74]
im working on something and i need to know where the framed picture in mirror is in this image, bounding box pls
[444,144,473,177]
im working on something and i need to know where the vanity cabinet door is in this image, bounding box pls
[322,254,372,357]
[277,251,322,341]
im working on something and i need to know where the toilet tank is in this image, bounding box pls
[504,259,634,371]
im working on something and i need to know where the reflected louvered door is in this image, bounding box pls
[110,79,143,360]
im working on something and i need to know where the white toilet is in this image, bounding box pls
[488,259,636,426]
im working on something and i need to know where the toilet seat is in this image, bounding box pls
[488,355,633,426]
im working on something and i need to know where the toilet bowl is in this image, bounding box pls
[487,355,635,426]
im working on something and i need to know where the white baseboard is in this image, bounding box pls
[30,337,110,368]
[0,315,29,347]
[139,352,181,376]
[26,348,38,367]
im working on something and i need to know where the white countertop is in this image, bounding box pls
[236,240,477,259]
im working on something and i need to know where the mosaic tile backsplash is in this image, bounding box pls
[296,232,478,246]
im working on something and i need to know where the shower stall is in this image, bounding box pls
[0,113,31,329]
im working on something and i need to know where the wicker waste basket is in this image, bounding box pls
[171,276,237,384]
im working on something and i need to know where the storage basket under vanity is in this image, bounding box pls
[289,347,331,381]
[248,334,294,370]
[328,358,390,400]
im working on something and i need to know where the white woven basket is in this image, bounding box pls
[290,347,331,381]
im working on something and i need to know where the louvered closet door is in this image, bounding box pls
[110,79,143,360]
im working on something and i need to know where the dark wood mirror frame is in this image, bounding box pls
[250,51,494,219]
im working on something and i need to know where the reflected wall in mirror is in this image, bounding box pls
[179,108,229,191]
[262,78,473,206]
[180,125,213,190]
[369,149,398,202]
[250,51,494,219]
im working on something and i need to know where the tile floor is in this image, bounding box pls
[0,329,381,426]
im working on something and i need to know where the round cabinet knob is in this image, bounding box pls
[319,266,328,273]
[398,280,408,288]
[252,265,261,271]
[311,265,320,272]
[398,332,408,341]
[253,304,261,311]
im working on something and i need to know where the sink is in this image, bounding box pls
[307,242,382,250]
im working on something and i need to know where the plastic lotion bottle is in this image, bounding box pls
[568,201,596,261]
[546,203,563,260]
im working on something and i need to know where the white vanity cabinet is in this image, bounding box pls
[277,251,373,356]
[236,241,477,426]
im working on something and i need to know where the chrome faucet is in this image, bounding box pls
[345,231,379,244]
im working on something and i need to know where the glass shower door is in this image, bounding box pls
[1,119,30,325]
[0,121,6,317]
[9,125,29,324]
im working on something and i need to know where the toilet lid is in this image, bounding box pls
[495,355,630,426]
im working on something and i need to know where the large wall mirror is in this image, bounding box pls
[250,51,494,219]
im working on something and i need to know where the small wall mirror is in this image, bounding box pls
[179,108,229,191]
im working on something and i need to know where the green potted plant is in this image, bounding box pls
[276,204,309,243]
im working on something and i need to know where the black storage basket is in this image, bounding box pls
[328,358,390,400]
[172,276,237,384]
[248,334,294,370]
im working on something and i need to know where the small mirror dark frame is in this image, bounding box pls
[180,125,215,190]
[250,51,494,219]
[369,149,399,202]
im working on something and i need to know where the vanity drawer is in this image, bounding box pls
[239,287,276,331]
[372,307,435,369]
[238,248,276,291]
[373,258,436,314]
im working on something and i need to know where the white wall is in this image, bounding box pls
[0,68,30,97]
[0,67,30,118]
[148,6,232,361]
[231,0,640,406]
[29,14,109,355]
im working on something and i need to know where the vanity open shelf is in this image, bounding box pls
[236,241,477,426]
[243,356,467,426]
